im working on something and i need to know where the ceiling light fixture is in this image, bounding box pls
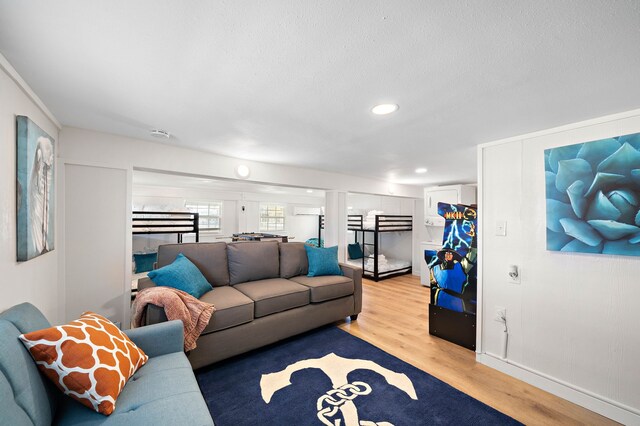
[371,104,399,115]
[415,167,428,174]
[306,189,313,193]
[235,165,250,179]
[150,129,170,139]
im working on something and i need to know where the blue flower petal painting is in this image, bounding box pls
[545,133,640,256]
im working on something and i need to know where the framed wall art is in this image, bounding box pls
[545,132,640,256]
[16,115,55,261]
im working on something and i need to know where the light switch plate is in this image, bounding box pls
[495,220,507,236]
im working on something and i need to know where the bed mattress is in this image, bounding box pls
[346,258,412,274]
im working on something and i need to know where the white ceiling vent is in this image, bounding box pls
[150,129,171,139]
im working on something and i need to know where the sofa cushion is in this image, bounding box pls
[279,242,309,278]
[233,279,309,318]
[0,371,33,426]
[157,242,230,287]
[54,352,213,425]
[0,301,52,333]
[290,275,355,302]
[227,242,280,285]
[0,303,59,426]
[200,286,254,334]
[0,320,57,426]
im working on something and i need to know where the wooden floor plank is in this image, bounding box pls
[337,274,616,425]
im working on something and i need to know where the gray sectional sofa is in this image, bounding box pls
[138,241,363,369]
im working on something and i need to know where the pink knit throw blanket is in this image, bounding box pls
[131,287,215,351]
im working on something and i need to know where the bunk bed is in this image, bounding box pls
[317,213,413,281]
[131,211,201,299]
[305,214,325,247]
[132,211,200,242]
[346,214,413,281]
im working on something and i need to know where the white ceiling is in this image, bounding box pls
[1,1,640,186]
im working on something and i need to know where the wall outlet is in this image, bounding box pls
[494,307,506,322]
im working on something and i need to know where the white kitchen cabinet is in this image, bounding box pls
[424,184,476,226]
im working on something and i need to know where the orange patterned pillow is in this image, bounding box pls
[19,312,148,415]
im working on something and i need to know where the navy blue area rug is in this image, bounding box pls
[195,327,521,425]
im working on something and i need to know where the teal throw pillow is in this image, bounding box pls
[305,245,343,277]
[147,253,212,298]
[347,243,363,260]
[133,252,157,273]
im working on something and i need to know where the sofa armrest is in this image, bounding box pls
[144,303,169,326]
[340,263,363,315]
[137,276,156,291]
[125,320,184,357]
[135,277,170,326]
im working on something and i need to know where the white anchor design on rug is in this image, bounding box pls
[260,353,418,426]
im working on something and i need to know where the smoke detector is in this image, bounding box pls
[150,129,170,139]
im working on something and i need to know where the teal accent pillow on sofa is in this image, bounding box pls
[147,253,213,298]
[305,245,343,277]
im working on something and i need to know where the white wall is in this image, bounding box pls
[60,128,422,198]
[478,109,640,424]
[132,183,323,253]
[346,193,415,264]
[0,59,63,323]
[237,192,323,242]
[132,185,239,251]
[65,165,128,325]
[59,127,420,326]
[347,193,409,214]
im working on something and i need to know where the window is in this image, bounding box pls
[260,203,285,231]
[185,201,222,232]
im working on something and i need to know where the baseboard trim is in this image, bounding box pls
[477,353,640,425]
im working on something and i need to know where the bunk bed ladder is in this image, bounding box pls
[315,214,325,247]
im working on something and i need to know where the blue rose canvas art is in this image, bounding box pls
[545,133,640,256]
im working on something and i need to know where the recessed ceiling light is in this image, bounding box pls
[415,167,428,174]
[306,189,313,193]
[150,129,170,138]
[371,104,399,115]
[235,165,250,179]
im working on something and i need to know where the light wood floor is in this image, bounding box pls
[337,274,616,425]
